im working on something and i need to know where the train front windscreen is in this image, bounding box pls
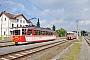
[67,33,74,35]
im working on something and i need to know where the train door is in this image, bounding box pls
[26,29,34,42]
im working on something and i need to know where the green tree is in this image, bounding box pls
[36,18,40,28]
[81,30,86,36]
[56,28,67,37]
[52,25,55,31]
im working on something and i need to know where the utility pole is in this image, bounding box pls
[76,19,78,39]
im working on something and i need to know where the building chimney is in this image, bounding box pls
[3,11,6,12]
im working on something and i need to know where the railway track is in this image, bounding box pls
[0,40,68,60]
[84,36,90,45]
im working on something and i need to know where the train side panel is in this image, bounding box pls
[25,35,56,42]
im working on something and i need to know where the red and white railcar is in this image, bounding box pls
[12,27,56,45]
[66,32,76,40]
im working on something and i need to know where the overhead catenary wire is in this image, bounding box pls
[26,0,59,20]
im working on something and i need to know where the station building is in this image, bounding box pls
[0,11,31,37]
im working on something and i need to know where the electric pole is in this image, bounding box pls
[76,19,78,39]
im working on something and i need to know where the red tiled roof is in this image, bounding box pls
[1,11,15,19]
[0,11,30,23]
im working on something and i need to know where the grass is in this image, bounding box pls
[59,37,82,60]
[65,43,81,60]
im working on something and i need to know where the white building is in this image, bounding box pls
[0,11,31,37]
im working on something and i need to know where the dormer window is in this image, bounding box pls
[5,18,6,21]
[17,19,19,22]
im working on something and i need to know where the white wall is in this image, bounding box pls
[0,14,9,37]
[16,16,29,27]
[0,14,30,37]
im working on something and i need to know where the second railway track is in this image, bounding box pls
[84,36,90,45]
[0,40,68,60]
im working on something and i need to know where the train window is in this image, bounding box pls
[39,30,41,35]
[34,30,38,35]
[51,32,53,35]
[46,31,48,35]
[22,29,26,35]
[42,31,45,35]
[49,32,51,35]
[41,31,43,35]
[44,31,46,35]
[28,30,32,35]
[13,30,20,35]
[67,33,74,35]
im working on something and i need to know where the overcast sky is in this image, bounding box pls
[0,0,90,31]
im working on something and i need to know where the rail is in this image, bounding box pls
[0,40,68,60]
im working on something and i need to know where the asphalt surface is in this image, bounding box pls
[77,37,90,60]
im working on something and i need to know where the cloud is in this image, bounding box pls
[40,20,47,27]
[0,0,31,14]
[0,0,90,31]
[39,19,66,30]
[79,20,90,25]
[41,9,50,17]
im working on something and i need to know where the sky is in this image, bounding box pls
[0,0,90,32]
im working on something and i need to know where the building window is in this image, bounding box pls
[5,18,6,21]
[20,20,22,23]
[12,24,14,27]
[17,19,19,22]
[4,31,5,35]
[23,20,25,23]
[17,24,18,27]
[20,24,22,27]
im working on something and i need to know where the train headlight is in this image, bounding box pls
[12,42,15,45]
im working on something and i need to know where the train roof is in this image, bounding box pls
[67,31,75,33]
[10,25,55,32]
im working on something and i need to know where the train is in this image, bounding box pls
[66,32,76,40]
[12,26,56,45]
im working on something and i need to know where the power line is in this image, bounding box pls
[26,0,58,20]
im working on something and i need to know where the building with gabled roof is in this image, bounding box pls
[0,11,31,37]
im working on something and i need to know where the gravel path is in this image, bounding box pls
[77,37,90,60]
